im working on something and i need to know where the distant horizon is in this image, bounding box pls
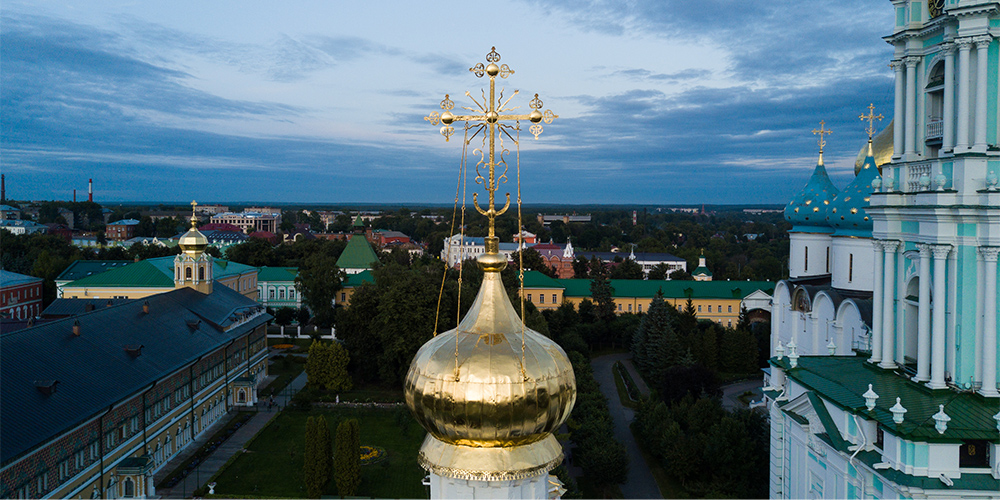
[2,1,894,204]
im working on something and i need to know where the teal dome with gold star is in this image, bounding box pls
[784,159,839,233]
[827,142,879,237]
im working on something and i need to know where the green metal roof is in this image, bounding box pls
[336,235,379,270]
[64,256,257,289]
[257,266,298,283]
[64,260,174,288]
[343,270,374,287]
[774,355,1000,442]
[55,260,132,282]
[521,270,564,289]
[553,277,774,300]
[692,265,713,277]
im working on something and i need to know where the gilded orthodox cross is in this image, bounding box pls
[860,104,883,140]
[812,121,832,153]
[424,47,557,243]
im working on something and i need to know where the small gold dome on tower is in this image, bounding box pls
[178,201,208,255]
[404,249,576,481]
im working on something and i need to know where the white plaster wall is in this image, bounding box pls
[429,472,549,499]
[789,232,834,278]
[831,236,875,291]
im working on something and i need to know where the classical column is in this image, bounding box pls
[880,241,900,369]
[916,245,932,381]
[955,38,972,151]
[905,57,920,156]
[892,60,905,158]
[871,240,886,363]
[973,36,992,151]
[978,247,999,397]
[942,43,956,151]
[929,245,952,389]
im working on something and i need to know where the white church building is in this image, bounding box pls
[765,1,1000,498]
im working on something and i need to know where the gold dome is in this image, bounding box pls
[404,250,576,481]
[855,118,893,175]
[178,205,208,255]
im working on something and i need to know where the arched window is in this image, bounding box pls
[925,61,945,149]
[185,267,192,280]
[123,478,134,498]
[198,266,205,281]
[278,288,285,300]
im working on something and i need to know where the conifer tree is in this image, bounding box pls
[316,415,332,494]
[335,419,361,496]
[327,341,353,391]
[303,416,322,498]
[589,258,616,321]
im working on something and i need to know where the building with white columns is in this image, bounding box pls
[767,2,1000,498]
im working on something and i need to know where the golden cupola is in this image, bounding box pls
[177,204,208,256]
[404,242,576,480]
[404,47,575,488]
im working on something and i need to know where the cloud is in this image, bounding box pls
[612,68,713,82]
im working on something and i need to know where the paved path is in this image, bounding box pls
[721,378,764,411]
[155,371,309,498]
[590,353,661,499]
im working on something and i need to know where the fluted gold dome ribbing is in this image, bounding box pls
[854,118,893,175]
[178,204,208,255]
[404,251,576,481]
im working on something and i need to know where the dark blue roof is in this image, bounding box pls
[0,285,270,464]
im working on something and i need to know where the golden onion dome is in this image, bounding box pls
[177,214,208,255]
[404,248,576,481]
[855,118,893,175]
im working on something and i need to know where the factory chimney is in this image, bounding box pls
[88,179,93,202]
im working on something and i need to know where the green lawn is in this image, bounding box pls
[211,407,427,499]
[611,363,638,409]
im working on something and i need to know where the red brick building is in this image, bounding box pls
[106,219,140,241]
[0,270,43,319]
[530,242,576,279]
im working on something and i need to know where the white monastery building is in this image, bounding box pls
[766,2,1000,498]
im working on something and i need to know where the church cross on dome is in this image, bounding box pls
[812,121,832,165]
[424,47,558,245]
[189,200,199,228]
[860,104,884,141]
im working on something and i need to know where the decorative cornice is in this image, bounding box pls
[417,451,563,482]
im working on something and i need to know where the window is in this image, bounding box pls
[59,460,69,480]
[90,441,100,460]
[106,432,115,449]
[75,449,85,468]
[960,440,989,468]
[617,303,622,311]
[804,246,809,271]
[728,319,733,327]
[539,294,544,304]
[698,305,702,312]
[198,267,205,281]
[875,425,884,450]
[269,289,275,300]
[628,304,632,312]
[340,293,346,302]
[185,267,192,279]
[826,247,830,273]
[708,305,712,312]
[123,477,135,498]
[552,294,556,304]
[637,304,642,312]
[728,305,732,313]
[527,294,532,302]
[849,254,854,282]
[279,288,285,300]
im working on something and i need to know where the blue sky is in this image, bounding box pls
[1,1,895,205]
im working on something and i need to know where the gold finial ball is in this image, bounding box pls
[485,111,499,123]
[529,109,543,123]
[486,63,500,76]
[441,111,455,125]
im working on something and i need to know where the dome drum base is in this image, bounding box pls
[417,434,564,482]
